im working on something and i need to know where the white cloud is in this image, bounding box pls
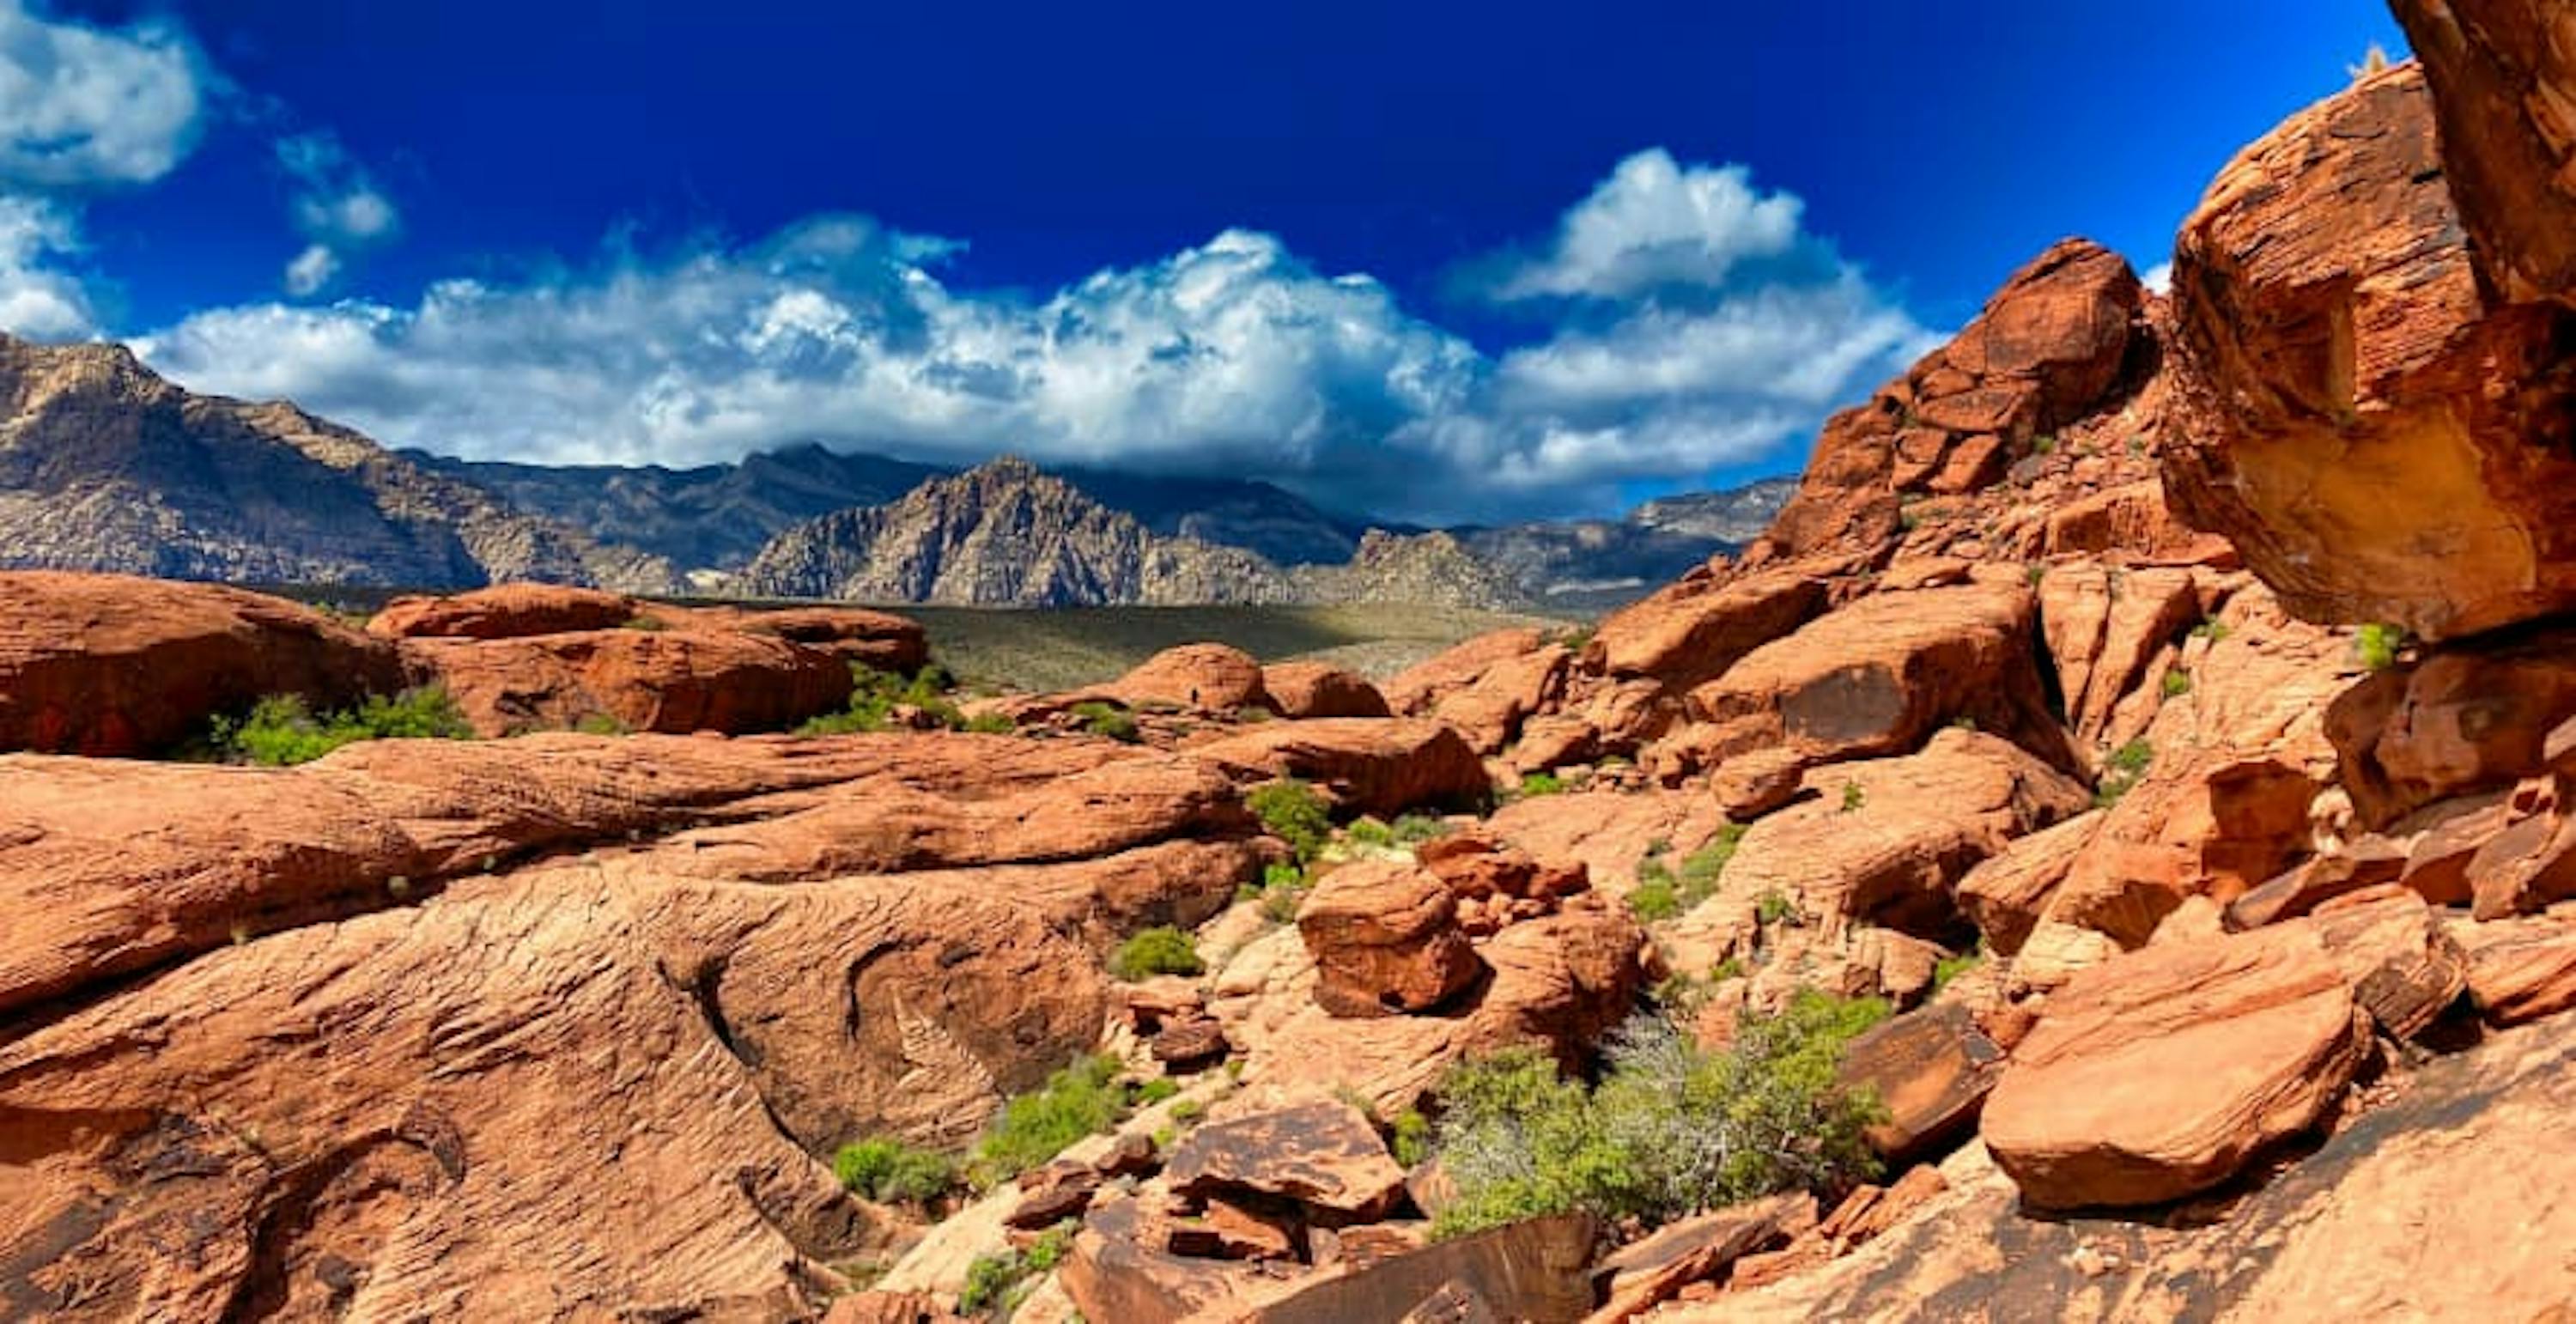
[282,243,338,298]
[274,131,399,295]
[1490,150,1807,302]
[0,0,204,190]
[2141,260,2172,295]
[137,150,1934,522]
[0,195,91,337]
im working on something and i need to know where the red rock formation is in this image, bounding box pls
[2161,64,2576,642]
[0,570,404,755]
[1116,642,1273,712]
[368,582,640,638]
[1188,719,1489,816]
[2390,0,2576,305]
[1297,860,1487,1017]
[1261,661,1392,719]
[404,628,855,736]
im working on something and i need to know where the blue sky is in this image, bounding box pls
[10,0,2406,522]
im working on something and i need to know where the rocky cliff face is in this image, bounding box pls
[739,457,1536,609]
[0,337,679,592]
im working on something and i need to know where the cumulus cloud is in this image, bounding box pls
[275,131,398,295]
[1488,151,1807,302]
[2140,260,2173,295]
[138,149,1935,521]
[0,0,204,190]
[0,195,92,337]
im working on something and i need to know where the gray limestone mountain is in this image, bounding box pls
[737,458,1534,609]
[0,336,679,592]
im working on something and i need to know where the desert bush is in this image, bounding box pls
[973,1054,1159,1182]
[1248,779,1332,862]
[957,1220,1075,1315]
[211,686,475,766]
[1070,700,1141,744]
[1518,771,1565,799]
[2161,669,2194,698]
[797,663,971,735]
[831,1136,957,1206]
[1109,926,1203,981]
[2094,738,2154,810]
[2356,623,2409,672]
[961,711,1015,734]
[1428,993,1889,1238]
[1258,861,1312,922]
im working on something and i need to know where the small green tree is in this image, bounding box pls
[1248,779,1333,862]
[1109,926,1203,981]
[832,1137,957,1206]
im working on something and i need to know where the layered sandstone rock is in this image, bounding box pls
[2161,64,2576,641]
[404,628,855,736]
[1984,922,2371,1209]
[0,570,404,755]
[1297,860,1487,1017]
[368,583,641,639]
[1261,661,1391,720]
[1116,643,1273,713]
[2391,0,2576,305]
[1188,719,1489,816]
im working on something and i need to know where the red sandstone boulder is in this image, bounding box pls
[2161,65,2576,641]
[1189,719,1489,817]
[2391,0,2576,305]
[1117,642,1273,713]
[1662,581,2071,782]
[1261,661,1392,719]
[404,628,854,735]
[367,582,639,639]
[1587,565,1831,692]
[1163,1098,1409,1219]
[1834,1003,2007,1167]
[0,571,404,755]
[671,603,930,674]
[1984,922,2372,1209]
[1297,860,1487,1017]
[1956,812,2104,956]
[2327,625,2576,829]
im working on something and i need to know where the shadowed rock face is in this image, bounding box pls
[2391,0,2576,306]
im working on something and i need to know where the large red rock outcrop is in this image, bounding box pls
[1261,661,1391,720]
[0,571,404,756]
[368,583,641,639]
[1750,240,2146,565]
[405,629,855,736]
[2391,0,2576,305]
[1983,921,2371,1209]
[1383,630,1569,756]
[2161,64,2576,641]
[1296,860,1487,1017]
[1661,581,2073,787]
[1188,719,1489,817]
[1115,642,1272,713]
[669,604,931,674]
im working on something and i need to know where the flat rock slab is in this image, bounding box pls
[1164,1099,1408,1219]
[1984,922,2369,1210]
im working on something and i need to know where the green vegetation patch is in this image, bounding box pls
[210,686,475,766]
[1427,992,1889,1238]
[958,1220,1076,1315]
[1248,779,1333,863]
[831,1136,957,1206]
[1109,926,1203,981]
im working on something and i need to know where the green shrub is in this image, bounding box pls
[574,712,631,736]
[2161,669,2194,699]
[210,686,475,766]
[1134,1077,1181,1106]
[1170,1098,1206,1126]
[2357,623,2409,672]
[1259,861,1313,923]
[2190,617,2231,644]
[1839,781,1866,814]
[1248,780,1333,863]
[957,1221,1075,1315]
[1392,1108,1433,1167]
[2030,434,2057,455]
[1679,825,1745,890]
[2094,738,2154,810]
[1235,704,1274,724]
[1932,950,1982,994]
[1071,700,1141,744]
[975,1054,1127,1181]
[1518,771,1565,799]
[1428,993,1889,1238]
[1391,813,1451,845]
[797,663,973,735]
[1629,859,1681,922]
[831,1137,957,1206]
[1346,816,1398,848]
[963,711,1016,735]
[1755,890,1798,927]
[1109,926,1203,981]
[1710,957,1747,981]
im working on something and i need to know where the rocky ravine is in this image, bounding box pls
[11,13,2576,1324]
